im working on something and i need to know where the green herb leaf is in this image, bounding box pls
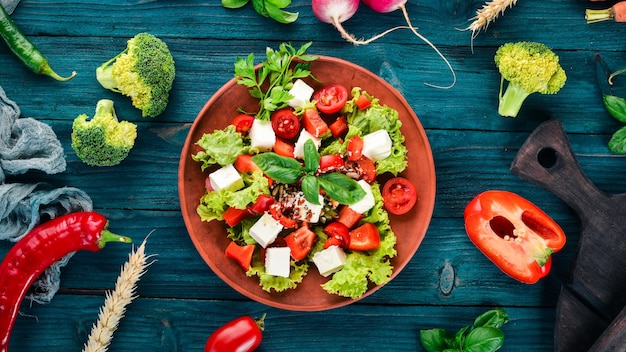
[264,1,299,24]
[603,95,626,124]
[252,152,303,184]
[419,328,456,352]
[463,327,504,352]
[301,175,320,204]
[303,139,320,173]
[609,126,626,154]
[222,0,250,8]
[318,173,365,204]
[473,308,509,329]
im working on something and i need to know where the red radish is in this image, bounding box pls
[311,0,407,45]
[360,0,456,89]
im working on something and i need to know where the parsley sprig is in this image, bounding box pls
[234,42,318,121]
[252,140,366,205]
[222,0,299,24]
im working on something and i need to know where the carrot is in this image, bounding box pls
[586,1,626,23]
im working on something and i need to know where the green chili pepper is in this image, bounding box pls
[0,4,75,81]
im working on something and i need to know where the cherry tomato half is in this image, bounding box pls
[382,177,417,215]
[231,114,255,135]
[271,108,300,139]
[323,222,351,249]
[314,84,349,114]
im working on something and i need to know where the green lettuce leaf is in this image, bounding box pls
[192,125,246,170]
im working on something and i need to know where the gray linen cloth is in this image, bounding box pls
[1,0,20,14]
[0,85,93,304]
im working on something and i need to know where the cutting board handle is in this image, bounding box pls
[510,119,606,216]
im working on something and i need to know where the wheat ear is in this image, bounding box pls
[82,235,155,352]
[466,0,519,40]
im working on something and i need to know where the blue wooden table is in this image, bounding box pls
[1,0,626,351]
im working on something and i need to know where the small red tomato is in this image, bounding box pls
[323,221,351,248]
[329,115,349,138]
[381,177,418,215]
[284,224,317,261]
[205,314,265,352]
[318,154,345,173]
[347,136,364,161]
[234,154,261,174]
[314,84,349,114]
[271,108,300,139]
[355,94,371,110]
[231,114,255,135]
[302,108,329,137]
[348,222,380,251]
[273,138,295,157]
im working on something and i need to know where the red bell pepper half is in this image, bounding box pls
[464,190,566,284]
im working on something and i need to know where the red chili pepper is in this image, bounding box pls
[205,314,266,352]
[0,212,131,351]
[464,190,566,284]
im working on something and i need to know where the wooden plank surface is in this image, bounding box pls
[1,0,625,351]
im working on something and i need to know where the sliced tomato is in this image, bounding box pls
[464,190,567,284]
[231,114,255,135]
[323,237,343,249]
[329,115,349,139]
[323,222,351,249]
[313,84,349,114]
[382,177,417,215]
[337,205,363,229]
[273,138,295,157]
[223,207,252,227]
[269,204,298,229]
[355,94,371,110]
[271,108,300,139]
[302,108,329,137]
[346,156,376,183]
[225,241,255,271]
[348,223,380,251]
[319,154,345,173]
[284,224,317,261]
[347,136,364,161]
[234,154,261,173]
[249,194,275,214]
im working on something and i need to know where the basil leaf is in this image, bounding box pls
[252,152,303,184]
[419,328,455,352]
[603,95,626,124]
[251,0,266,16]
[454,325,469,349]
[222,0,249,8]
[463,327,504,352]
[264,1,299,24]
[301,175,320,204]
[473,308,509,329]
[303,139,320,173]
[317,173,365,204]
[608,126,626,154]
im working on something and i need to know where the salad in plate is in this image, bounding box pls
[191,43,416,299]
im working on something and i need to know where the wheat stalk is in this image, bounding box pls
[82,235,155,352]
[466,0,519,39]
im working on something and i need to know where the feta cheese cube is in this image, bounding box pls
[313,245,347,277]
[265,247,291,277]
[209,164,244,192]
[293,194,324,223]
[293,129,321,159]
[348,180,376,214]
[249,119,276,151]
[288,79,314,108]
[249,213,283,248]
[361,129,393,161]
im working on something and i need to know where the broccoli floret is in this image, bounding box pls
[72,99,137,167]
[494,41,567,117]
[96,32,175,118]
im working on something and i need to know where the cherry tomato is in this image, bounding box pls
[225,241,255,271]
[273,138,295,157]
[302,108,329,137]
[329,115,349,138]
[323,222,351,249]
[381,177,418,215]
[314,84,349,114]
[347,136,364,161]
[348,223,380,251]
[318,154,345,173]
[234,154,261,174]
[345,156,376,183]
[271,108,300,139]
[231,114,255,135]
[205,315,265,352]
[464,190,566,284]
[284,224,317,260]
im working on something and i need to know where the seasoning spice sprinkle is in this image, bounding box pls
[82,236,155,352]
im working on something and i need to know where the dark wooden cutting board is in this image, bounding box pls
[510,119,626,352]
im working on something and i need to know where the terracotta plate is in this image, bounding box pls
[178,56,436,311]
